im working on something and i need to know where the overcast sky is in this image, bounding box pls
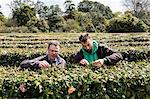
[0,0,125,17]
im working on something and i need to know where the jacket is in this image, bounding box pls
[74,44,123,65]
[20,55,66,69]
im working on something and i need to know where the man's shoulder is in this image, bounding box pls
[58,55,65,62]
[33,55,47,61]
[98,43,108,48]
[57,55,66,67]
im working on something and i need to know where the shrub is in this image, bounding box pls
[35,19,49,33]
[28,26,39,33]
[0,50,150,67]
[0,26,30,33]
[0,21,5,26]
[63,19,81,33]
[0,61,149,98]
[106,13,149,33]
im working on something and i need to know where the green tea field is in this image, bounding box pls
[0,32,150,98]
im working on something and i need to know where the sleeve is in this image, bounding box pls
[61,58,66,68]
[73,50,84,63]
[102,45,123,65]
[20,55,46,69]
[20,59,40,69]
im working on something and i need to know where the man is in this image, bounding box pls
[20,41,66,69]
[74,33,123,68]
[19,41,66,93]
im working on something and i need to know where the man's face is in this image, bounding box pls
[81,38,93,53]
[48,45,60,60]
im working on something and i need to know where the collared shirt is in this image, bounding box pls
[47,55,66,67]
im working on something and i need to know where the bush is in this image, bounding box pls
[0,26,30,33]
[106,13,149,33]
[0,50,150,67]
[5,19,18,27]
[0,21,5,26]
[63,19,81,32]
[35,19,49,32]
[74,11,96,32]
[28,26,39,33]
[0,61,149,98]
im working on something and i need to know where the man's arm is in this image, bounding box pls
[74,50,84,63]
[20,59,39,69]
[20,55,47,69]
[101,45,123,65]
[58,58,66,68]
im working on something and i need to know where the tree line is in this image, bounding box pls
[0,0,150,33]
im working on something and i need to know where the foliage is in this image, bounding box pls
[89,12,106,32]
[35,19,49,32]
[9,0,34,11]
[0,61,149,98]
[28,26,39,33]
[34,1,49,19]
[123,0,150,18]
[0,32,149,98]
[0,50,150,67]
[141,12,150,32]
[63,19,81,32]
[49,5,62,16]
[78,0,113,19]
[1,0,150,33]
[12,4,37,26]
[74,11,96,32]
[64,0,76,19]
[77,0,113,32]
[0,12,6,22]
[123,0,150,32]
[0,12,6,27]
[106,13,149,32]
[0,26,29,33]
[48,15,64,32]
[0,21,4,27]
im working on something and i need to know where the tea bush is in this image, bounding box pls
[0,32,149,98]
[0,61,149,98]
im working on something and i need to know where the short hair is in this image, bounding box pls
[79,33,90,42]
[48,41,60,49]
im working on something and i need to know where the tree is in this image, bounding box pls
[123,0,150,31]
[64,0,75,19]
[0,12,6,22]
[9,0,37,26]
[9,0,34,12]
[123,0,150,18]
[35,19,49,32]
[106,13,149,32]
[12,4,36,26]
[49,5,62,16]
[63,19,81,32]
[78,0,113,32]
[0,5,6,22]
[78,0,113,19]
[47,5,63,32]
[48,14,64,32]
[74,11,96,32]
[34,1,50,19]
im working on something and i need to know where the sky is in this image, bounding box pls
[0,0,125,17]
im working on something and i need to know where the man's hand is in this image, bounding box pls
[39,60,50,68]
[19,84,27,93]
[80,59,89,66]
[92,59,104,68]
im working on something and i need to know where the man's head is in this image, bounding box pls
[79,33,93,53]
[48,41,60,60]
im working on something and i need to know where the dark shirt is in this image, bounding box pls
[74,44,123,65]
[20,55,66,69]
